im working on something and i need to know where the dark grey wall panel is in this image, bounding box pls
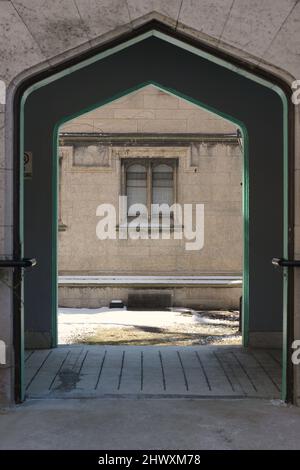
[23,36,284,343]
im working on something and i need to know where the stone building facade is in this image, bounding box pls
[58,86,242,309]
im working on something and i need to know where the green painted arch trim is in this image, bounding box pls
[20,30,288,104]
[19,28,289,401]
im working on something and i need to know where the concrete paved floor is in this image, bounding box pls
[25,345,281,399]
[0,398,300,449]
[13,345,290,450]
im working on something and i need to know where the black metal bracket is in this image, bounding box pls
[272,258,300,268]
[0,258,37,268]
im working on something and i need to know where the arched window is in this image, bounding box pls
[126,163,147,216]
[152,163,174,207]
[123,159,177,219]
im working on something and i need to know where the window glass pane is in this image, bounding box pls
[152,164,173,211]
[126,163,147,214]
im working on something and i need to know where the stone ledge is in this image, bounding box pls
[58,275,243,288]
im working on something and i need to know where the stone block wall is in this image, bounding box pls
[58,285,242,311]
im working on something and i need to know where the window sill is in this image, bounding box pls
[116,224,184,233]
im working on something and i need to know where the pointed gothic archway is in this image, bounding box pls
[13,22,294,402]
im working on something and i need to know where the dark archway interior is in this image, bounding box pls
[23,34,284,349]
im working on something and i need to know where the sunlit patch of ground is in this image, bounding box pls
[58,307,241,346]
